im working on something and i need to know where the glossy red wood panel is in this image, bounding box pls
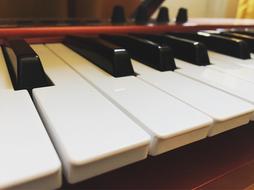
[0,19,252,43]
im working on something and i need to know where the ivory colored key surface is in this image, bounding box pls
[30,44,87,87]
[208,51,254,70]
[176,50,254,86]
[46,43,213,156]
[0,48,13,90]
[132,60,254,136]
[33,86,150,184]
[0,90,61,190]
[0,46,61,190]
[31,44,150,183]
[176,59,254,105]
[208,62,254,84]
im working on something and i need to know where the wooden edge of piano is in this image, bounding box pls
[0,18,253,44]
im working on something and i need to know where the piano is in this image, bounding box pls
[1,0,254,189]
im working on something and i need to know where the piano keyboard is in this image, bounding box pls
[1,29,254,189]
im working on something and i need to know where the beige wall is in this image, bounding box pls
[206,0,238,18]
[155,0,239,19]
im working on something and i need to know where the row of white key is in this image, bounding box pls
[46,43,254,137]
[176,59,254,105]
[0,49,61,190]
[2,41,254,189]
[207,51,254,83]
[131,59,254,136]
[39,42,254,187]
[39,43,212,156]
[0,44,150,188]
[2,43,210,188]
[30,44,151,184]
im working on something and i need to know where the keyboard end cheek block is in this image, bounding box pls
[3,39,51,90]
[100,34,176,72]
[63,35,135,77]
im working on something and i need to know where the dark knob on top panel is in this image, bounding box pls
[111,5,126,24]
[135,5,149,24]
[176,8,188,24]
[156,7,170,23]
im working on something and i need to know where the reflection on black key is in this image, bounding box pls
[133,33,210,66]
[64,35,134,77]
[100,34,176,71]
[3,39,51,90]
[220,32,254,52]
[170,32,251,59]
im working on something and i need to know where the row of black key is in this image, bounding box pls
[3,29,254,91]
[64,36,134,77]
[64,30,253,75]
[171,32,251,59]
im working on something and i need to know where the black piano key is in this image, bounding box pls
[3,39,52,90]
[219,32,254,52]
[170,32,251,59]
[63,35,134,77]
[234,30,254,37]
[100,34,176,71]
[133,33,210,66]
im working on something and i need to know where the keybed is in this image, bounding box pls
[1,21,254,189]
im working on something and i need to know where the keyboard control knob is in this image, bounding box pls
[135,5,149,24]
[156,7,170,23]
[111,5,126,24]
[176,8,188,24]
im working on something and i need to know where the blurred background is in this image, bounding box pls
[159,0,254,18]
[0,0,253,20]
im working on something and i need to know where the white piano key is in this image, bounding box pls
[176,59,254,106]
[30,44,151,183]
[0,47,13,90]
[0,90,61,190]
[33,86,150,184]
[208,61,254,83]
[132,60,254,136]
[46,43,213,156]
[31,44,86,87]
[205,51,254,83]
[208,51,254,70]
